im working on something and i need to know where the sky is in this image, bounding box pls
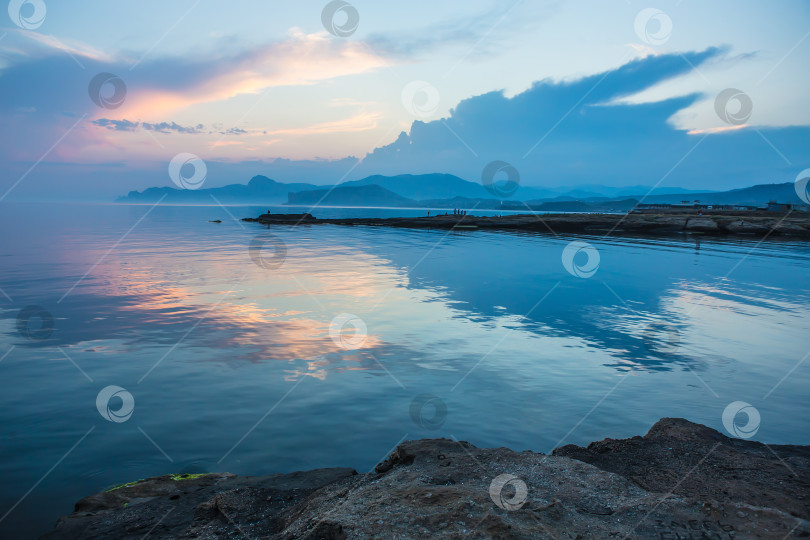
[0,0,808,200]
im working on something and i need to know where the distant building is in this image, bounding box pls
[767,201,810,212]
[632,202,763,214]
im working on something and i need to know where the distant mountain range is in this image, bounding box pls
[118,172,716,206]
[118,175,319,204]
[638,182,805,206]
[287,184,416,207]
[117,172,804,212]
[337,174,554,201]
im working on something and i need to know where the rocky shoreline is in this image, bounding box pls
[42,418,809,539]
[242,211,810,239]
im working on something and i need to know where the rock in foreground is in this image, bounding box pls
[43,418,809,539]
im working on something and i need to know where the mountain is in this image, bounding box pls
[117,175,319,204]
[284,180,802,213]
[338,175,709,202]
[638,183,802,206]
[518,198,639,213]
[416,196,502,208]
[286,184,417,207]
[338,173,556,201]
[284,186,638,213]
[118,172,800,210]
[413,196,638,213]
[556,185,713,198]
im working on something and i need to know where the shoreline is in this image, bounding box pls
[243,211,810,239]
[42,418,809,539]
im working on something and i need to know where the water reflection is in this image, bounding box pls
[1,203,809,538]
[3,211,810,381]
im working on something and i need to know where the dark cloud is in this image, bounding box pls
[92,119,205,133]
[91,120,247,135]
[354,47,809,191]
[91,118,140,131]
[142,121,205,134]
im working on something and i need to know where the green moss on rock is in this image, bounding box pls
[105,480,144,492]
[170,473,209,481]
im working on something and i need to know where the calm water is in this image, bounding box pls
[1,202,809,537]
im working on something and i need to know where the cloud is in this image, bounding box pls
[92,119,205,134]
[0,30,390,162]
[1,31,807,200]
[105,30,389,121]
[142,121,205,134]
[92,118,141,132]
[687,124,747,135]
[263,112,381,137]
[0,29,114,66]
[366,2,562,59]
[90,116,376,137]
[349,47,809,191]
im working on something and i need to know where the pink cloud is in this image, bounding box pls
[98,31,389,123]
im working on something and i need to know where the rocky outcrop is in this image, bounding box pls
[684,217,720,232]
[41,469,357,540]
[724,219,772,235]
[554,418,810,525]
[42,419,809,539]
[243,212,316,223]
[241,212,810,239]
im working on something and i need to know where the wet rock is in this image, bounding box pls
[724,219,772,235]
[775,221,810,236]
[41,469,356,540]
[42,419,810,539]
[553,417,810,522]
[685,217,719,232]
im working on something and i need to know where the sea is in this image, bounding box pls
[1,202,808,537]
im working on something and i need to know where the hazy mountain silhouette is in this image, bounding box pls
[116,173,804,212]
[335,174,712,201]
[282,181,803,212]
[287,184,416,207]
[117,175,318,204]
[338,173,554,200]
[638,182,804,206]
[118,172,711,205]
